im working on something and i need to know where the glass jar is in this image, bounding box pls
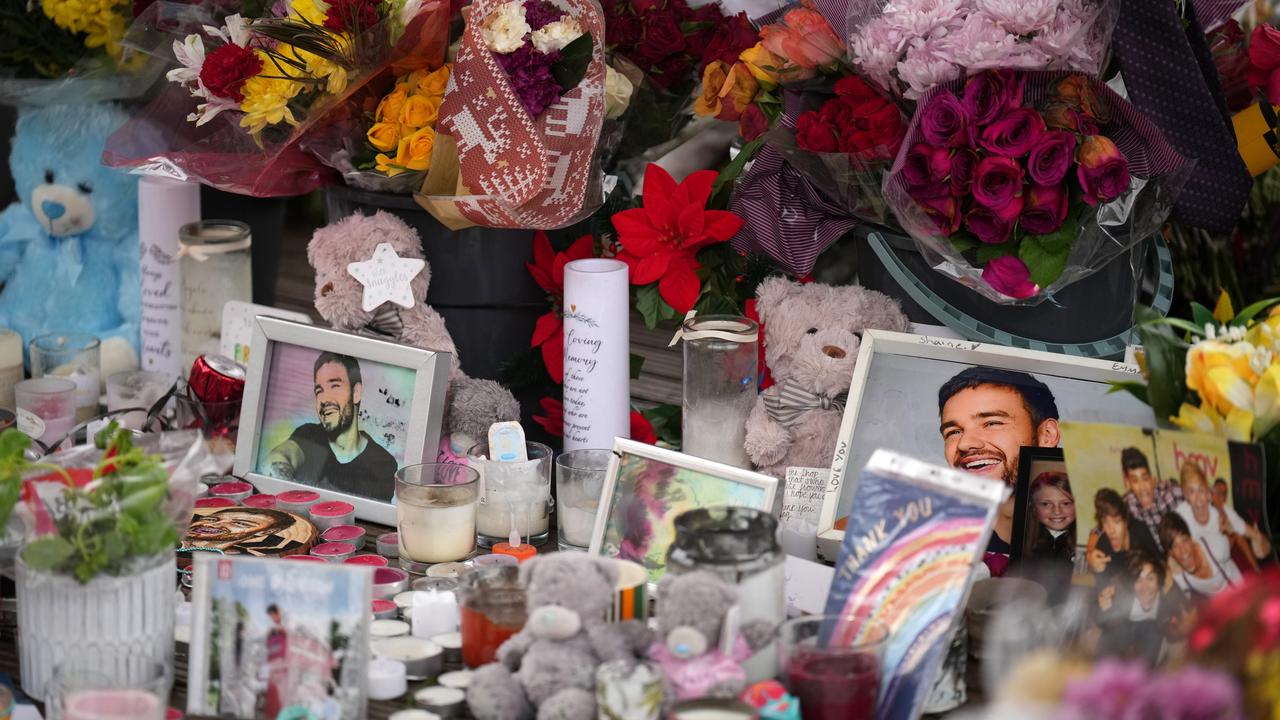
[29,333,101,424]
[680,315,758,468]
[468,441,553,548]
[396,464,480,573]
[666,506,784,682]
[455,566,527,668]
[179,220,252,372]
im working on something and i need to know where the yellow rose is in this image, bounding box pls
[694,61,729,118]
[403,126,436,171]
[376,136,412,177]
[401,69,429,89]
[715,62,760,121]
[739,43,783,89]
[1253,363,1280,438]
[417,65,451,97]
[366,122,402,152]
[376,87,409,123]
[1185,340,1257,417]
[400,94,441,128]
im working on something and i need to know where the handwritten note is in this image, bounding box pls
[781,467,829,525]
[561,260,630,451]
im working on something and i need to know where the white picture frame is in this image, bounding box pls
[817,330,1151,561]
[234,316,450,525]
[590,438,779,585]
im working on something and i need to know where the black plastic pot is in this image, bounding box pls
[201,186,289,306]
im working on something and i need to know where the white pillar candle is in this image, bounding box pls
[138,176,200,377]
[367,658,408,701]
[399,502,476,564]
[411,590,459,639]
[561,259,630,451]
[0,329,23,411]
[374,637,443,680]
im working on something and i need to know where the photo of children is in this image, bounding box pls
[1012,451,1077,598]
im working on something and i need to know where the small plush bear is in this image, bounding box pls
[0,103,140,374]
[468,554,649,720]
[744,278,910,479]
[649,571,775,708]
[308,211,519,447]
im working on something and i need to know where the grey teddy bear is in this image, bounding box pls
[467,554,650,720]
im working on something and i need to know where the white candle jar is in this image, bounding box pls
[679,316,758,469]
[178,220,252,372]
[29,333,101,425]
[396,463,480,574]
[555,449,612,551]
[468,441,552,548]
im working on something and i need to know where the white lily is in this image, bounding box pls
[202,14,252,47]
[188,96,241,126]
[166,34,206,86]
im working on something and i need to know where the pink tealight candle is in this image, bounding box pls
[63,689,163,720]
[310,541,356,563]
[209,481,253,503]
[195,497,235,509]
[277,489,321,515]
[345,554,389,567]
[309,500,355,531]
[166,708,183,720]
[372,599,398,620]
[376,532,399,558]
[243,494,277,509]
[373,567,410,599]
[321,524,367,550]
[285,555,326,563]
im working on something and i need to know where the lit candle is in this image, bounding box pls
[322,525,367,550]
[209,481,253,504]
[371,619,411,639]
[277,490,321,516]
[414,687,465,717]
[374,637,443,680]
[310,501,356,531]
[367,658,408,701]
[243,494,277,509]
[62,689,164,720]
[399,502,476,565]
[310,542,356,563]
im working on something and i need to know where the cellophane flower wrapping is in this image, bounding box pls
[845,0,1119,100]
[423,0,607,229]
[882,71,1186,304]
[101,0,449,197]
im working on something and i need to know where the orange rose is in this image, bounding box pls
[400,93,441,127]
[761,0,843,70]
[694,61,730,118]
[376,87,408,123]
[366,122,402,152]
[403,126,436,171]
[714,62,760,121]
[417,65,451,97]
[739,43,785,88]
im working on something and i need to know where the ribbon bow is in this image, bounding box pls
[362,305,404,339]
[763,381,847,428]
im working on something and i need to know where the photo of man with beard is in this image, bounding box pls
[265,352,398,499]
[938,367,1061,557]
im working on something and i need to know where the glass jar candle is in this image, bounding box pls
[396,464,480,573]
[468,441,552,548]
[667,506,785,682]
[680,315,758,469]
[29,333,101,424]
[15,377,77,449]
[455,566,527,668]
[778,614,888,720]
[555,449,612,551]
[179,220,252,372]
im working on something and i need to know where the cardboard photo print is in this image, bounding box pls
[1011,448,1077,597]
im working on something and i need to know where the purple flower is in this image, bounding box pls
[978,107,1045,157]
[903,143,952,187]
[930,14,1018,69]
[1124,668,1245,720]
[497,45,565,116]
[981,256,1037,298]
[1028,129,1077,185]
[1058,660,1151,720]
[1020,183,1069,234]
[971,155,1024,211]
[919,90,972,148]
[962,70,1024,125]
[523,0,564,30]
[950,148,978,196]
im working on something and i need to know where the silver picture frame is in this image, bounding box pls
[234,316,451,525]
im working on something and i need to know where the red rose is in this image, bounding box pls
[700,12,756,72]
[642,10,687,57]
[795,113,839,152]
[606,12,641,48]
[739,104,769,141]
[950,148,978,197]
[841,97,903,160]
[199,44,263,102]
[902,143,950,187]
[834,75,881,106]
[630,0,663,14]
[324,0,381,32]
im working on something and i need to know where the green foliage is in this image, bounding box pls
[613,78,695,162]
[0,3,92,79]
[1019,220,1076,288]
[635,284,680,329]
[976,241,1016,264]
[1115,306,1191,426]
[638,404,681,446]
[629,353,645,380]
[551,34,593,94]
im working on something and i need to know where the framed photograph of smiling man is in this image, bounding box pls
[234,317,451,525]
[816,330,1154,562]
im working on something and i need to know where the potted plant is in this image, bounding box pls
[9,425,195,700]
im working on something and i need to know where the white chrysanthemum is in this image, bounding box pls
[480,0,531,54]
[530,17,583,53]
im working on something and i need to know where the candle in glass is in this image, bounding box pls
[555,449,611,551]
[105,370,172,430]
[777,614,886,720]
[469,441,552,547]
[680,315,758,469]
[396,464,479,573]
[30,333,101,424]
[15,377,77,448]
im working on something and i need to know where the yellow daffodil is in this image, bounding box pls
[239,59,304,135]
[400,93,441,128]
[289,0,330,25]
[366,122,403,152]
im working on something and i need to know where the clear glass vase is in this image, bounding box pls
[680,315,758,469]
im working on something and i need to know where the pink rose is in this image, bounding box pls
[1020,183,1069,234]
[903,143,952,187]
[962,70,1024,125]
[950,148,978,197]
[971,155,1024,212]
[1077,135,1131,205]
[965,202,1020,244]
[918,193,961,234]
[981,256,1038,298]
[919,91,972,148]
[978,108,1045,157]
[1027,130,1077,185]
[761,2,845,70]
[1248,24,1280,92]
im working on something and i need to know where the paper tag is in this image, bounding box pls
[347,243,426,313]
[1123,344,1142,367]
[16,408,44,439]
[784,556,834,617]
[602,174,618,198]
[781,467,829,526]
[220,302,313,366]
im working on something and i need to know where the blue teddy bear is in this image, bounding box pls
[0,103,140,374]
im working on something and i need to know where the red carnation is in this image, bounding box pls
[199,44,263,102]
[324,0,382,32]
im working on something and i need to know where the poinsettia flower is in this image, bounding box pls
[527,231,595,382]
[611,164,744,313]
[532,397,657,444]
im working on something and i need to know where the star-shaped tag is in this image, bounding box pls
[347,243,425,312]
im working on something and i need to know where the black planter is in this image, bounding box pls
[201,186,289,307]
[854,228,1175,359]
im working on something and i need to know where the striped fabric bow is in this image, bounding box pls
[362,306,404,339]
[763,381,848,427]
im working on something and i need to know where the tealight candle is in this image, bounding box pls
[209,481,253,503]
[414,687,465,718]
[492,542,537,563]
[310,500,355,531]
[430,631,462,667]
[243,494,277,509]
[472,554,518,569]
[371,619,411,639]
[389,710,441,720]
[310,542,356,562]
[62,689,164,720]
[194,497,235,509]
[426,562,472,579]
[373,567,411,599]
[376,532,400,558]
[668,699,760,720]
[374,637,443,680]
[367,657,408,701]
[322,525,367,550]
[411,577,460,593]
[285,554,326,563]
[394,591,423,616]
[437,670,472,690]
[372,599,399,620]
[346,554,389,568]
[277,490,321,515]
[412,590,459,639]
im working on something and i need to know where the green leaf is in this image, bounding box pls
[640,404,682,446]
[1133,305,1190,425]
[1150,317,1206,336]
[550,34,593,95]
[1018,222,1075,288]
[1231,298,1280,326]
[1190,302,1215,332]
[1107,380,1149,405]
[21,537,75,571]
[630,353,645,380]
[976,241,1017,264]
[950,235,979,254]
[710,137,764,210]
[635,284,677,329]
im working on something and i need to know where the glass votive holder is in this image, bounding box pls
[29,333,101,424]
[47,660,167,720]
[15,377,77,449]
[555,448,612,551]
[778,614,888,720]
[468,441,552,548]
[105,371,174,430]
[396,463,480,574]
[456,565,527,668]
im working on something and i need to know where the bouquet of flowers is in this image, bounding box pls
[102,0,449,196]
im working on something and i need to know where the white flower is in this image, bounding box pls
[881,0,969,39]
[604,64,633,119]
[202,14,252,47]
[166,34,206,87]
[975,0,1056,35]
[480,0,531,54]
[188,97,241,126]
[530,16,583,53]
[898,38,958,98]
